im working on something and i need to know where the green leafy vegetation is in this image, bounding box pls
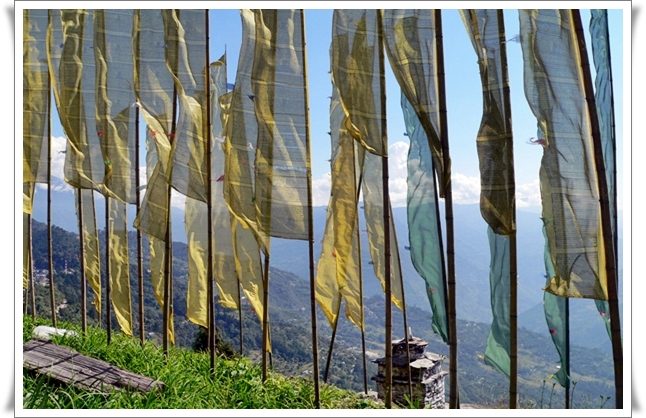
[22,316,382,409]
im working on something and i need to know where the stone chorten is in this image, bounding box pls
[371,331,448,408]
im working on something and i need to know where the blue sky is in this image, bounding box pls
[42,5,626,213]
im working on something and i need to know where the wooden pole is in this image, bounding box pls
[134,16,145,346]
[510,235,518,408]
[493,9,519,409]
[392,209,413,402]
[435,9,459,409]
[47,79,57,329]
[374,13,393,409]
[205,9,217,372]
[105,196,112,344]
[301,10,321,408]
[162,84,178,358]
[565,297,571,409]
[262,254,270,381]
[323,301,342,383]
[77,189,87,335]
[25,212,33,317]
[571,9,622,409]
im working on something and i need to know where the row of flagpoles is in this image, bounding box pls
[22,8,622,409]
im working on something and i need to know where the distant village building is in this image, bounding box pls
[372,332,448,409]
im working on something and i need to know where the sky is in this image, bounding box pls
[9,2,638,417]
[39,5,625,213]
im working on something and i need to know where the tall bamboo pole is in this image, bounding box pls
[77,189,87,335]
[301,10,321,408]
[47,79,57,329]
[391,206,413,401]
[565,297,571,408]
[134,17,145,346]
[262,254,270,381]
[374,13,393,409]
[494,10,519,409]
[162,83,178,357]
[571,9,622,409]
[26,212,34,317]
[323,300,342,383]
[205,9,217,372]
[356,173,368,395]
[510,235,518,408]
[105,195,111,344]
[434,9,459,409]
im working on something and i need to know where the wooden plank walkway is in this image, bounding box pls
[23,338,165,394]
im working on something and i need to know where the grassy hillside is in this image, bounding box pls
[22,316,382,410]
[24,219,617,409]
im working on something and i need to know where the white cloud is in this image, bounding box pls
[451,173,481,205]
[35,136,73,194]
[388,141,409,207]
[312,172,332,207]
[516,178,542,209]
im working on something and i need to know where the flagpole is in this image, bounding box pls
[355,171,368,395]
[26,212,34,317]
[105,194,112,344]
[565,297,571,408]
[205,9,218,372]
[323,300,342,383]
[434,9,459,409]
[134,16,145,346]
[571,10,622,409]
[374,13,393,409]
[262,254,270,381]
[78,189,87,335]
[301,10,321,408]
[47,75,57,329]
[496,9,519,409]
[392,205,413,401]
[222,44,244,357]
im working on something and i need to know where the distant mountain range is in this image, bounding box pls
[30,178,624,354]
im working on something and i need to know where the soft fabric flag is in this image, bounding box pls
[519,9,607,300]
[132,9,177,343]
[166,10,209,202]
[331,10,385,157]
[542,221,570,388]
[460,9,515,235]
[23,9,50,186]
[382,9,446,196]
[461,9,516,376]
[93,10,137,205]
[185,56,241,327]
[133,9,178,241]
[23,9,49,291]
[107,197,133,335]
[401,93,448,343]
[23,183,35,289]
[144,127,174,344]
[590,9,617,340]
[251,9,310,245]
[224,9,262,243]
[94,10,137,336]
[48,10,114,198]
[383,8,449,341]
[482,227,511,377]
[315,208,342,326]
[218,57,267,343]
[315,79,364,330]
[76,188,102,315]
[331,9,404,311]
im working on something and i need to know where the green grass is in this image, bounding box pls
[22,316,382,409]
